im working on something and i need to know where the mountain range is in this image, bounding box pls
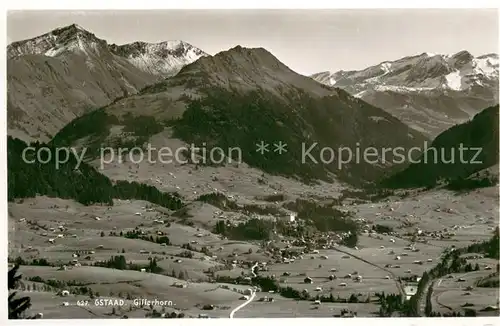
[7,24,207,142]
[50,43,427,185]
[311,51,499,138]
[7,24,499,187]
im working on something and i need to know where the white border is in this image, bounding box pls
[2,1,500,326]
[4,0,500,9]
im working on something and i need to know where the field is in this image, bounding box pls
[8,180,499,318]
[429,258,499,315]
[235,294,380,317]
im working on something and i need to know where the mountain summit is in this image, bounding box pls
[311,51,499,138]
[7,24,104,58]
[52,45,427,186]
[154,45,335,98]
[7,24,207,142]
[8,24,208,75]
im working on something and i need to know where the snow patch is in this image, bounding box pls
[380,62,392,73]
[74,24,86,32]
[445,70,463,91]
[328,77,336,86]
[473,57,499,78]
[369,116,389,123]
[123,41,207,75]
[353,90,367,98]
[45,47,64,57]
[374,85,434,93]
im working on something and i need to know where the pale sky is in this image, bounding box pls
[7,9,499,75]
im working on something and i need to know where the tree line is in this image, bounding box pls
[8,136,183,211]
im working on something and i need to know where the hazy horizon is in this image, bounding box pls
[7,9,499,75]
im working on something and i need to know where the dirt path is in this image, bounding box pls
[433,291,453,311]
[229,290,256,318]
[228,263,259,318]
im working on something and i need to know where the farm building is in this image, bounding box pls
[59,290,70,296]
[404,284,418,300]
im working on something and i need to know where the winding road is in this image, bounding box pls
[229,290,256,318]
[229,263,259,318]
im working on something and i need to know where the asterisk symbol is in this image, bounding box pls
[256,141,270,155]
[274,141,288,154]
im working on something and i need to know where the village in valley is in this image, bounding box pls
[8,163,499,318]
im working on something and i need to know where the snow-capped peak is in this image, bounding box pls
[8,24,208,77]
[7,23,104,58]
[109,40,208,76]
[312,50,498,93]
[73,24,86,31]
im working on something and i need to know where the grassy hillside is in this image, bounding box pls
[8,136,183,210]
[382,105,499,188]
[173,86,426,185]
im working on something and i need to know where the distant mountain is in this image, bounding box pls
[108,40,207,76]
[51,45,428,186]
[311,51,499,138]
[7,24,207,142]
[382,105,499,189]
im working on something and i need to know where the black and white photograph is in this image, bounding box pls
[5,6,500,321]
